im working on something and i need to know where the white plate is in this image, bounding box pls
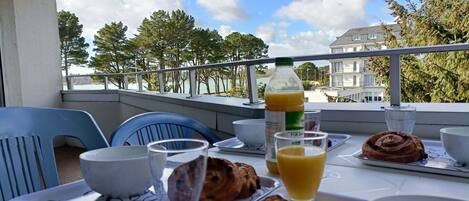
[214,133,352,155]
[11,177,279,201]
[354,140,469,178]
[373,195,465,201]
[269,187,366,201]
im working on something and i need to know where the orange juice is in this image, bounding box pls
[277,146,326,200]
[265,92,304,112]
[265,91,304,174]
[264,57,304,175]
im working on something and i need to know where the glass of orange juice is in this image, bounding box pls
[275,131,328,201]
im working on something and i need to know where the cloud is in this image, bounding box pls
[256,24,276,43]
[268,0,370,65]
[218,25,234,38]
[255,22,290,43]
[276,0,368,34]
[255,22,331,60]
[196,0,248,22]
[268,31,333,59]
[56,0,184,41]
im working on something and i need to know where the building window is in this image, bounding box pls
[353,47,357,52]
[364,75,375,86]
[352,34,361,41]
[361,34,368,40]
[331,48,343,53]
[365,96,371,102]
[353,76,357,86]
[363,60,369,72]
[368,33,377,40]
[332,61,343,73]
[353,61,357,71]
[332,75,343,87]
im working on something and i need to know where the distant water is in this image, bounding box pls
[69,77,271,94]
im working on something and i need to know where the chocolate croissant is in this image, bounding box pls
[235,162,260,199]
[167,155,207,201]
[200,157,242,201]
[362,131,426,163]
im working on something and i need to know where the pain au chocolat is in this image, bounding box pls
[362,131,426,163]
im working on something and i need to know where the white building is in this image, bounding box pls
[328,25,401,102]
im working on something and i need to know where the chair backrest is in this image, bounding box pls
[110,112,221,147]
[0,107,109,201]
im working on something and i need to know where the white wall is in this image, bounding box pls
[344,45,362,52]
[61,101,147,139]
[63,90,469,140]
[0,0,62,107]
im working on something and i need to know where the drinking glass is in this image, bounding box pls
[275,131,328,201]
[148,139,209,201]
[385,105,416,134]
[304,110,321,131]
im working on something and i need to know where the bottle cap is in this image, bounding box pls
[275,57,293,66]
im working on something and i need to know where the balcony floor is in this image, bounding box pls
[55,146,84,184]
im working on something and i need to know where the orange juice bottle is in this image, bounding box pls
[265,57,304,175]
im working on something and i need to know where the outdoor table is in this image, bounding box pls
[11,135,469,201]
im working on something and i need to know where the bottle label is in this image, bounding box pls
[265,110,304,162]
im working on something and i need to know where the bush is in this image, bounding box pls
[302,81,313,90]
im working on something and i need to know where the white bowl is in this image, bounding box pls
[440,127,469,165]
[80,146,152,198]
[233,119,265,146]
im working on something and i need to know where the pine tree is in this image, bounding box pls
[136,10,195,93]
[90,22,133,88]
[166,10,195,93]
[58,10,89,89]
[369,0,469,102]
[187,28,224,94]
[294,62,318,81]
[223,32,268,92]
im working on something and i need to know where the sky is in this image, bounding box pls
[57,0,399,74]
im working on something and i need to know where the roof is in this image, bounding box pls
[330,24,401,47]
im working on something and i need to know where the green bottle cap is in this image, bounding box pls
[275,57,293,66]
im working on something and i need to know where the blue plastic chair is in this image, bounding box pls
[110,112,221,147]
[0,107,109,201]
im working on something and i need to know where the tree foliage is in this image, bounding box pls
[136,10,170,71]
[294,62,318,81]
[224,32,269,92]
[294,62,329,87]
[317,66,330,86]
[369,0,469,102]
[90,22,133,88]
[188,28,224,94]
[66,9,268,95]
[58,10,89,87]
[132,10,268,95]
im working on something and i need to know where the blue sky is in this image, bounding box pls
[188,0,395,39]
[57,0,402,74]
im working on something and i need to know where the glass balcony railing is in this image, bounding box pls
[66,43,469,106]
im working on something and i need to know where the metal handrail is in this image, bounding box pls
[66,43,469,106]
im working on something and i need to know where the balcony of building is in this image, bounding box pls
[2,0,469,200]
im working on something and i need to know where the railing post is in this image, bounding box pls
[389,54,401,106]
[67,76,74,90]
[137,74,143,92]
[104,76,109,90]
[188,69,197,98]
[244,65,260,105]
[124,75,129,90]
[158,73,165,93]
